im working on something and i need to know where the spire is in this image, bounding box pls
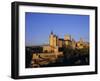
[51,31,53,35]
[72,38,75,42]
[80,37,84,42]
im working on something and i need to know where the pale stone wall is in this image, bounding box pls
[32,52,63,60]
[53,36,57,47]
[43,45,51,52]
[49,34,54,47]
[58,39,63,47]
[64,35,71,40]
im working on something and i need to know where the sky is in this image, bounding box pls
[25,12,89,46]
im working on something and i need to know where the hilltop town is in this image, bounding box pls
[26,32,89,68]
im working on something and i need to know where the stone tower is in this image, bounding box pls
[64,35,71,46]
[49,31,54,47]
[53,35,58,47]
[49,31,58,47]
[64,35,71,41]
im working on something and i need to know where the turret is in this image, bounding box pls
[64,35,71,41]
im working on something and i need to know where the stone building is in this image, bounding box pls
[39,31,89,53]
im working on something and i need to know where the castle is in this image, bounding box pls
[29,32,89,67]
[42,32,89,53]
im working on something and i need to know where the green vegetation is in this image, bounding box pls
[62,46,89,65]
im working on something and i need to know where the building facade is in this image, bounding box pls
[43,32,89,53]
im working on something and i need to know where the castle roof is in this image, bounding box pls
[59,38,64,41]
